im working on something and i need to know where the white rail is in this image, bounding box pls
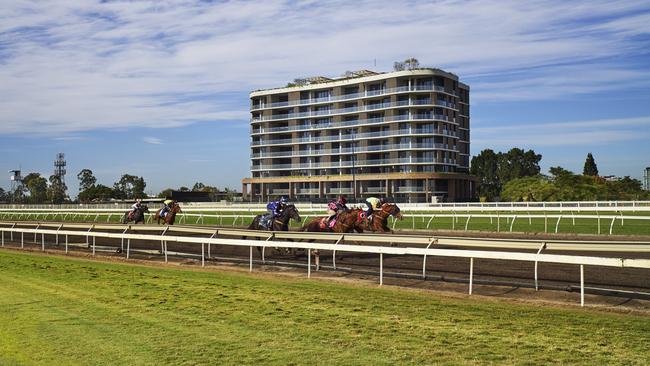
[1,225,649,307]
[2,210,650,236]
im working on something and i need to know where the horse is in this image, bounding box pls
[248,204,301,231]
[121,205,149,224]
[362,203,403,233]
[247,204,301,256]
[153,202,182,225]
[300,207,367,233]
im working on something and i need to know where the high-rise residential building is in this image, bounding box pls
[241,68,475,203]
[644,167,650,191]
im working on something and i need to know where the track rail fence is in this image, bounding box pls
[2,223,650,307]
[2,210,650,235]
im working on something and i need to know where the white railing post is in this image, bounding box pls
[469,257,474,295]
[379,253,383,286]
[580,265,585,307]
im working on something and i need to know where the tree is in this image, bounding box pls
[191,182,206,192]
[157,188,174,199]
[497,148,542,183]
[79,184,114,202]
[23,173,48,203]
[393,61,405,71]
[501,175,558,202]
[47,175,68,204]
[0,187,6,202]
[77,169,97,191]
[470,149,501,201]
[113,174,146,199]
[583,153,599,176]
[404,57,420,70]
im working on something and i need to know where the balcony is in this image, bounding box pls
[250,85,458,111]
[250,157,458,171]
[250,100,456,122]
[252,127,458,147]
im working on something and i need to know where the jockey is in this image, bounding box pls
[160,198,174,217]
[326,195,348,226]
[130,198,142,218]
[266,197,288,224]
[364,196,385,218]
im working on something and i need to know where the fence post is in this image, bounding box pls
[580,264,585,307]
[469,257,474,295]
[307,248,311,278]
[535,242,546,291]
[249,246,253,272]
[379,253,384,286]
[201,243,205,267]
[126,239,131,259]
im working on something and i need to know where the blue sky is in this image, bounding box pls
[1,0,650,197]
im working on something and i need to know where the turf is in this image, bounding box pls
[3,209,650,236]
[0,250,649,365]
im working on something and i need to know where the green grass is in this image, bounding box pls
[0,250,649,365]
[3,209,650,236]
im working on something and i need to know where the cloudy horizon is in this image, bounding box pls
[2,0,649,196]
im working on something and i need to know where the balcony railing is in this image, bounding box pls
[250,85,457,110]
[251,128,458,146]
[250,157,458,171]
[250,143,454,159]
[251,100,455,122]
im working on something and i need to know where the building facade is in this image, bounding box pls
[242,68,475,203]
[644,167,650,191]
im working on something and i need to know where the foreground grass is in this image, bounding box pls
[0,250,649,365]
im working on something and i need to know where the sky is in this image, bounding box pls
[1,0,650,197]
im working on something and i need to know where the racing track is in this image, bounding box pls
[2,220,650,304]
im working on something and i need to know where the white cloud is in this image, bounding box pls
[143,136,163,145]
[473,116,650,146]
[0,0,649,135]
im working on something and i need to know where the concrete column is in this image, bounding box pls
[385,179,390,197]
[447,179,456,202]
[261,183,267,202]
[319,181,324,199]
[288,182,293,200]
[425,178,430,203]
[242,183,248,201]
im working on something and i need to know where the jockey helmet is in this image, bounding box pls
[328,201,338,211]
[279,196,288,204]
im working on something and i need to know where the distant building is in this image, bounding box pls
[602,175,621,182]
[644,167,650,191]
[242,68,476,203]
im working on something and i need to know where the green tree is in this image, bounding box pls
[23,173,48,203]
[47,175,68,204]
[77,169,97,192]
[0,187,7,202]
[79,184,114,202]
[501,175,558,202]
[497,148,542,183]
[470,149,501,201]
[113,174,146,199]
[583,153,599,176]
[157,188,174,199]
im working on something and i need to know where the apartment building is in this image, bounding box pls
[241,68,475,203]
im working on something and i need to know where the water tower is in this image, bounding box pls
[9,169,23,196]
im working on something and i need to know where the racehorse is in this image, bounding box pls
[300,207,367,233]
[362,203,403,233]
[247,204,301,256]
[121,205,149,224]
[153,202,182,225]
[247,204,301,231]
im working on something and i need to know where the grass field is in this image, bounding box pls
[3,209,650,236]
[1,250,649,365]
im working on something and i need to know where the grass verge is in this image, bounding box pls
[0,250,649,365]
